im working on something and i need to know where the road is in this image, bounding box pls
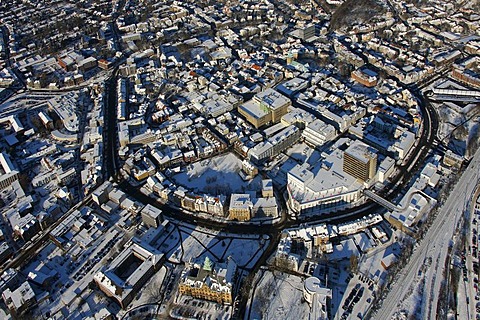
[99,22,439,320]
[104,69,120,180]
[0,195,92,274]
[373,147,480,320]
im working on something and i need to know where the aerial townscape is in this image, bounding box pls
[0,0,480,319]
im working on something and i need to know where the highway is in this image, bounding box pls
[373,147,480,320]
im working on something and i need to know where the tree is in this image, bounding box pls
[349,254,359,274]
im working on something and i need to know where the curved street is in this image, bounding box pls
[101,66,440,318]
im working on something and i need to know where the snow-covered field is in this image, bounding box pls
[172,152,262,194]
[433,100,480,158]
[160,224,268,268]
[358,242,401,286]
[249,270,310,320]
[131,266,168,306]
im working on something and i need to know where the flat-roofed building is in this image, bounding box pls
[351,68,378,87]
[0,152,19,190]
[92,181,114,205]
[0,242,12,265]
[238,88,290,128]
[303,276,332,320]
[343,141,378,182]
[141,204,162,228]
[94,243,164,309]
[229,193,253,221]
[287,139,367,215]
[253,197,278,217]
[2,281,36,317]
[302,119,337,149]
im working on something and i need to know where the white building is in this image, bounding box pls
[249,125,301,163]
[0,152,19,190]
[287,146,365,215]
[302,119,338,149]
[303,276,332,320]
[2,281,36,317]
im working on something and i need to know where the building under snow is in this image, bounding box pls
[178,256,237,305]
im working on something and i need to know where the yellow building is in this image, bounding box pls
[238,88,290,128]
[228,193,253,221]
[179,256,237,305]
[261,179,274,197]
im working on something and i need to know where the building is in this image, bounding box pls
[451,57,480,89]
[205,195,227,216]
[249,125,301,163]
[298,24,316,40]
[386,190,434,235]
[276,78,309,98]
[343,141,378,182]
[287,140,366,215]
[109,189,127,204]
[94,243,164,309]
[180,194,227,217]
[229,193,253,221]
[0,152,19,190]
[78,57,98,73]
[303,276,332,320]
[0,242,13,265]
[262,179,274,197]
[443,150,463,168]
[141,204,162,228]
[38,111,53,130]
[351,68,378,87]
[57,56,75,71]
[241,160,258,177]
[275,233,301,271]
[290,24,316,41]
[7,208,40,242]
[0,269,19,296]
[252,197,278,217]
[380,253,397,270]
[178,256,237,305]
[98,59,112,70]
[2,281,36,317]
[237,88,291,128]
[302,119,337,149]
[56,167,76,186]
[92,181,114,205]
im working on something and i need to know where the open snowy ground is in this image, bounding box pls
[172,152,263,194]
[130,266,168,306]
[158,223,269,269]
[248,270,310,320]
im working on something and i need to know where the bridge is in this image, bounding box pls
[429,88,480,103]
[363,189,399,212]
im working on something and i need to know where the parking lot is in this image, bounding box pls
[336,274,375,320]
[460,194,480,320]
[170,295,232,320]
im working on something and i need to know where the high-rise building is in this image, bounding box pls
[141,204,163,228]
[343,141,378,182]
